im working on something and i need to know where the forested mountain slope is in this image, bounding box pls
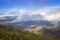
[0,24,59,40]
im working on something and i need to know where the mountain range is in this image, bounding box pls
[0,16,53,29]
[0,8,60,31]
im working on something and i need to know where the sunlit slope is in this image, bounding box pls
[25,26,43,34]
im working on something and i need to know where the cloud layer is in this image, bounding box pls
[0,7,60,23]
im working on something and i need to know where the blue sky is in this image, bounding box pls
[0,0,60,11]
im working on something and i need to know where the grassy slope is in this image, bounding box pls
[0,24,59,40]
[0,24,43,40]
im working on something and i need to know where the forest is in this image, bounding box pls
[0,24,59,40]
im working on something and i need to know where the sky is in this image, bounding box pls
[0,0,60,22]
[0,0,60,11]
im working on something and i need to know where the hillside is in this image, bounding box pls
[0,24,42,40]
[25,22,60,40]
[0,24,59,40]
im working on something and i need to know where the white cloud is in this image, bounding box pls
[0,17,7,20]
[11,8,60,22]
[43,13,60,21]
[0,7,60,23]
[41,8,60,21]
[19,9,26,14]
